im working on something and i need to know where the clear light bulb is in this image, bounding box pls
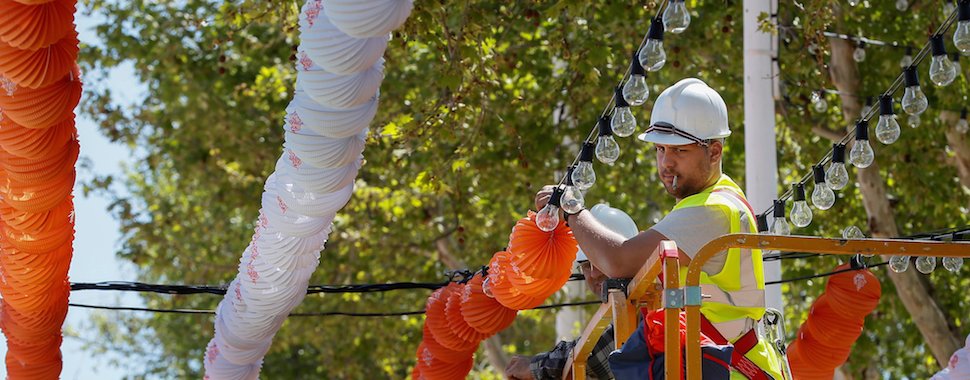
[930,35,958,86]
[849,121,875,168]
[955,1,970,55]
[900,48,914,68]
[790,183,813,228]
[560,166,585,214]
[572,142,596,190]
[662,0,691,34]
[896,0,908,11]
[842,225,865,239]
[482,277,495,298]
[595,123,621,166]
[861,97,874,116]
[908,113,921,128]
[848,0,860,6]
[639,19,666,72]
[875,95,901,144]
[889,256,911,273]
[946,0,958,15]
[611,87,637,137]
[957,118,970,134]
[772,200,791,236]
[536,187,562,232]
[943,257,964,272]
[915,256,937,274]
[811,165,836,210]
[811,91,828,113]
[853,43,867,62]
[952,53,962,73]
[901,67,928,115]
[826,144,850,190]
[623,52,649,106]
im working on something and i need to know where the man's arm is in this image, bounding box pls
[565,210,671,279]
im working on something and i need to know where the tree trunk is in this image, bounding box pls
[435,238,510,373]
[827,37,962,367]
[938,111,970,192]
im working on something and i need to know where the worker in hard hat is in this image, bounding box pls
[505,204,639,380]
[535,78,785,379]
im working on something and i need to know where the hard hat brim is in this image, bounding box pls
[636,130,696,146]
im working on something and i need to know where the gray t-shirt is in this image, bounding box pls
[651,204,753,276]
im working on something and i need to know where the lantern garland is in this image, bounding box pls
[412,212,578,379]
[0,0,81,378]
[786,262,881,379]
[201,1,413,379]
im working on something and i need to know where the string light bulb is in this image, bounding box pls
[536,186,563,232]
[901,67,928,115]
[790,183,813,228]
[947,0,958,15]
[957,109,970,134]
[561,166,585,215]
[662,0,691,34]
[595,116,620,165]
[849,120,875,168]
[951,53,962,73]
[875,95,901,144]
[811,164,836,210]
[908,114,921,128]
[826,143,850,190]
[811,90,828,113]
[848,0,860,7]
[955,0,970,55]
[929,35,958,86]
[861,96,875,116]
[900,47,914,68]
[943,257,964,272]
[611,87,638,137]
[889,256,911,272]
[915,256,937,274]
[638,17,667,72]
[853,41,867,62]
[623,52,650,106]
[896,0,909,11]
[771,200,791,235]
[572,142,596,190]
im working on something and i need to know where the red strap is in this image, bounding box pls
[700,316,774,380]
[712,188,756,218]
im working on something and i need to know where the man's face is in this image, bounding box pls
[579,261,607,300]
[655,141,721,199]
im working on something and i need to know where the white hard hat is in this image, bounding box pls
[637,78,730,146]
[576,203,640,263]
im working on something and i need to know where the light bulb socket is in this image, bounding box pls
[549,186,563,207]
[905,46,914,55]
[931,35,947,56]
[630,51,646,76]
[960,0,970,21]
[757,213,769,232]
[904,66,920,87]
[565,165,576,186]
[614,86,630,108]
[855,120,869,141]
[793,183,806,201]
[857,40,866,49]
[598,116,613,136]
[879,95,895,115]
[832,143,846,163]
[813,164,826,184]
[953,52,961,62]
[647,17,665,41]
[579,142,595,162]
[773,199,785,217]
[962,108,968,119]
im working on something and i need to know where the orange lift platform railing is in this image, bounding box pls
[565,233,970,380]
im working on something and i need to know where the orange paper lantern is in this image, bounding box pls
[420,324,476,364]
[0,0,75,50]
[507,211,577,279]
[0,166,76,212]
[443,286,489,343]
[0,117,74,158]
[488,251,545,310]
[0,66,81,129]
[0,31,79,88]
[425,283,477,352]
[460,273,517,336]
[0,138,78,183]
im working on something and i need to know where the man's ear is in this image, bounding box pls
[708,141,723,163]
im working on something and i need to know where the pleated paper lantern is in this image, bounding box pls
[504,260,572,299]
[0,66,82,129]
[297,7,388,75]
[0,137,78,183]
[0,166,76,212]
[507,211,577,279]
[421,324,476,364]
[0,196,72,234]
[443,286,489,344]
[787,264,881,380]
[0,117,74,158]
[488,251,545,310]
[0,31,78,88]
[460,273,517,335]
[322,0,414,38]
[425,283,477,351]
[296,59,384,109]
[0,0,75,51]
[414,341,474,380]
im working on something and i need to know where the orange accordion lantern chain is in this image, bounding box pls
[0,0,82,378]
[412,211,578,380]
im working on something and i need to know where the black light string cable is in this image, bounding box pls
[760,6,960,219]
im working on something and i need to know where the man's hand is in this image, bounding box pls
[534,185,556,212]
[504,355,535,380]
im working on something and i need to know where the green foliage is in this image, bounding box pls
[77,0,969,378]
